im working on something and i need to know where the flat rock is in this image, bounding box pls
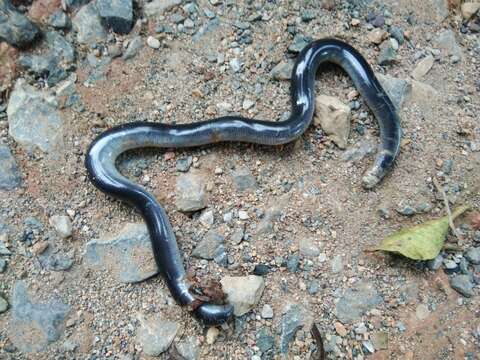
[314,95,351,148]
[174,336,199,360]
[221,275,265,316]
[433,30,463,59]
[0,0,40,48]
[7,79,64,153]
[257,327,275,353]
[376,72,412,110]
[192,230,224,260]
[449,274,474,297]
[335,282,383,323]
[377,40,397,65]
[331,255,343,273]
[0,295,8,313]
[136,314,179,356]
[175,173,207,212]
[341,138,376,162]
[84,223,159,283]
[411,55,434,80]
[49,10,70,29]
[72,2,107,45]
[144,0,181,17]
[407,79,439,107]
[280,304,305,354]
[231,167,257,191]
[97,0,133,34]
[299,238,320,258]
[432,0,449,21]
[9,281,70,353]
[0,142,21,190]
[271,60,293,81]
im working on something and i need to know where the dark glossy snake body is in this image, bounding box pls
[85,38,401,325]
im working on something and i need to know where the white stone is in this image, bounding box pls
[206,327,219,344]
[49,215,72,238]
[242,99,255,110]
[461,2,480,20]
[221,275,265,316]
[238,210,249,220]
[147,36,160,49]
[314,95,351,149]
[261,304,274,319]
[411,55,434,80]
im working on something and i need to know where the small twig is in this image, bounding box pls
[310,323,326,360]
[432,177,462,241]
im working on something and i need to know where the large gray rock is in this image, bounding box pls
[73,2,107,45]
[0,142,21,190]
[433,30,463,59]
[136,314,179,356]
[192,230,224,260]
[84,223,159,283]
[376,73,412,110]
[335,282,383,323]
[97,0,133,34]
[144,0,181,17]
[220,275,265,316]
[175,173,208,212]
[9,281,70,353]
[7,79,64,153]
[0,0,40,48]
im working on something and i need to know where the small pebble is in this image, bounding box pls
[261,304,273,319]
[147,36,161,49]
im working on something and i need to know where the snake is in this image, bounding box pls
[85,38,401,325]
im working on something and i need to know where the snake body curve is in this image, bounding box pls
[85,38,401,325]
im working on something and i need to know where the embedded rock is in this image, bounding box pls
[84,223,159,283]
